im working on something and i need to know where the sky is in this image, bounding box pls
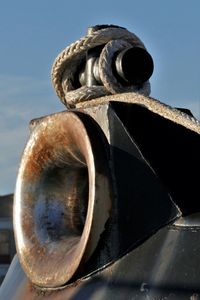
[0,0,200,195]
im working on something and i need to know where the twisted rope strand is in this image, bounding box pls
[51,26,200,134]
[51,27,147,106]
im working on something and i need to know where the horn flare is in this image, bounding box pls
[14,111,111,288]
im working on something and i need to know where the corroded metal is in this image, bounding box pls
[14,111,112,288]
[1,24,200,300]
[1,100,200,299]
[3,217,200,299]
[79,44,154,87]
[78,25,153,90]
[10,102,181,293]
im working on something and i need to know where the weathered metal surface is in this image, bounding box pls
[111,102,200,215]
[1,102,183,297]
[80,46,154,87]
[14,111,113,287]
[1,23,200,299]
[77,25,153,90]
[1,42,200,297]
[0,95,199,299]
[2,220,200,299]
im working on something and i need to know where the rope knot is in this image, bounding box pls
[51,25,154,108]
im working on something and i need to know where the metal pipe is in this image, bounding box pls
[80,25,154,87]
[115,47,154,85]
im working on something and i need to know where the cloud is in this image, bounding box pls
[0,74,63,195]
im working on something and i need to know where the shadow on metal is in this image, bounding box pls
[71,277,200,300]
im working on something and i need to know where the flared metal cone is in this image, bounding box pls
[14,111,112,288]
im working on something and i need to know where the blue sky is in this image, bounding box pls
[0,0,200,194]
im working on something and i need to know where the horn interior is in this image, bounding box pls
[14,111,111,288]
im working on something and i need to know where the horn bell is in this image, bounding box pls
[14,111,112,288]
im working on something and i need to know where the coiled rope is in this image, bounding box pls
[51,26,150,108]
[51,25,200,134]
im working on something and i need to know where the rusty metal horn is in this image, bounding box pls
[13,111,112,288]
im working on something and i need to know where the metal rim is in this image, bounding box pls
[14,111,111,288]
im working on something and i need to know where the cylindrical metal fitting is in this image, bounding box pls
[115,47,154,85]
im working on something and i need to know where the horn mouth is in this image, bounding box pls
[14,111,111,288]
